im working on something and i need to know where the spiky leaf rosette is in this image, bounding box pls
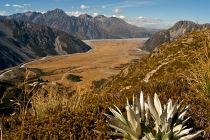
[104,92,203,140]
[147,93,204,140]
[105,92,149,139]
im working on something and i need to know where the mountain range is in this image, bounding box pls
[5,9,154,39]
[0,19,91,70]
[142,20,210,51]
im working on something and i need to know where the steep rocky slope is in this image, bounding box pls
[0,19,91,70]
[7,9,154,39]
[142,20,210,51]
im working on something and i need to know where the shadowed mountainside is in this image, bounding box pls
[0,19,91,70]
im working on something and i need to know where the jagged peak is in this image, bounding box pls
[46,8,66,15]
[175,20,196,24]
[170,20,198,30]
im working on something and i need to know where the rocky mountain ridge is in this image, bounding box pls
[142,20,210,51]
[6,9,154,39]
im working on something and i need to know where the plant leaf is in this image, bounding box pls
[140,91,145,121]
[147,96,160,124]
[179,130,204,140]
[154,93,162,117]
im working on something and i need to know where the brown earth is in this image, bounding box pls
[26,38,148,91]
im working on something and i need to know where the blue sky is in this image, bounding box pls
[0,0,209,29]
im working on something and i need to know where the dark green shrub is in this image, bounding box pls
[66,74,82,82]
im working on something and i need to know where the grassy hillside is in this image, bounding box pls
[1,29,210,139]
[97,29,210,138]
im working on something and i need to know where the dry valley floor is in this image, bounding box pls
[26,38,148,91]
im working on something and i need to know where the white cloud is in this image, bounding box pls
[138,16,144,19]
[80,4,89,10]
[36,11,46,14]
[12,4,24,8]
[92,12,98,17]
[119,15,125,19]
[0,11,7,16]
[112,8,123,14]
[5,4,10,7]
[66,11,84,17]
[125,16,171,29]
[111,15,125,19]
[7,3,31,9]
